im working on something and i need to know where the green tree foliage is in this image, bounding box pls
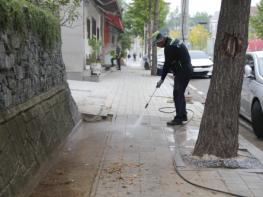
[188,24,210,50]
[88,36,101,63]
[250,0,263,38]
[26,0,81,26]
[123,0,168,37]
[0,0,60,49]
[169,29,180,39]
[118,33,131,57]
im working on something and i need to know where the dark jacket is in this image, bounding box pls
[161,38,192,81]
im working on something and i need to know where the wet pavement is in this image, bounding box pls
[30,62,263,197]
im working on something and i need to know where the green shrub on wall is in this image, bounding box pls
[0,0,60,49]
[88,36,101,63]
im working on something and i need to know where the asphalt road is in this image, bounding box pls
[189,77,263,151]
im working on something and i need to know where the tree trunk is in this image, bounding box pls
[144,23,147,55]
[193,0,251,158]
[147,0,152,68]
[144,0,148,55]
[151,0,159,76]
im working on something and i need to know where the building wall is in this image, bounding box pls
[104,25,120,64]
[84,1,101,62]
[61,1,85,79]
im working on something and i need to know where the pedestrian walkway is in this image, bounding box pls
[30,63,263,197]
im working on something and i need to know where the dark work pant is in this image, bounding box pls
[117,58,121,70]
[111,58,115,66]
[173,75,190,120]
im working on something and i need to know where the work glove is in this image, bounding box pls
[156,79,163,88]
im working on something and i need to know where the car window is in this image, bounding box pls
[257,58,263,77]
[245,55,255,75]
[245,55,254,67]
[189,51,209,59]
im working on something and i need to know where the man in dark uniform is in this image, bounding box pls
[116,45,121,70]
[152,31,193,125]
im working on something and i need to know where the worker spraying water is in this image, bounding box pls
[151,31,193,125]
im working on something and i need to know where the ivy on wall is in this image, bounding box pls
[0,0,60,49]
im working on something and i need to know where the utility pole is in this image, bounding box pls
[181,0,189,42]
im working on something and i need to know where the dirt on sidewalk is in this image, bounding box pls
[30,120,110,197]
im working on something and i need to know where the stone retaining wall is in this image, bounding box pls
[0,85,79,197]
[0,3,80,196]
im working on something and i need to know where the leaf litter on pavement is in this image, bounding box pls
[103,162,144,185]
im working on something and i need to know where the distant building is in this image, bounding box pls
[61,0,123,80]
[207,6,259,57]
[207,11,219,57]
[248,39,263,51]
[250,6,258,16]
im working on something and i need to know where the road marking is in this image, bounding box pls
[188,84,197,90]
[189,84,205,95]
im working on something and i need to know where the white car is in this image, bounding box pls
[189,50,213,77]
[157,50,213,77]
[240,51,263,137]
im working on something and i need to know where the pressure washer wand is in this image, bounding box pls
[145,88,158,109]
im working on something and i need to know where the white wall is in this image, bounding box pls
[84,2,101,61]
[61,2,85,73]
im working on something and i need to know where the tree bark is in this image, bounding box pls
[151,0,159,76]
[147,0,152,68]
[144,23,147,55]
[193,0,251,158]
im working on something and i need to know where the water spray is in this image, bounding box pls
[145,88,158,109]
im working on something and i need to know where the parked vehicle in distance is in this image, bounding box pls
[240,51,263,137]
[189,50,213,77]
[157,50,213,77]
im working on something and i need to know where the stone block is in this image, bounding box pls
[0,142,18,187]
[21,109,35,123]
[15,66,24,80]
[10,34,21,49]
[0,43,5,55]
[2,89,12,108]
[0,186,13,197]
[0,54,15,71]
[7,77,16,90]
[0,123,9,151]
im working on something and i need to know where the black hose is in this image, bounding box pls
[159,107,175,113]
[172,160,247,197]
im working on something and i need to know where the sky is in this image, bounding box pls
[165,0,261,16]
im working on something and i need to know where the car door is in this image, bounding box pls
[241,54,255,119]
